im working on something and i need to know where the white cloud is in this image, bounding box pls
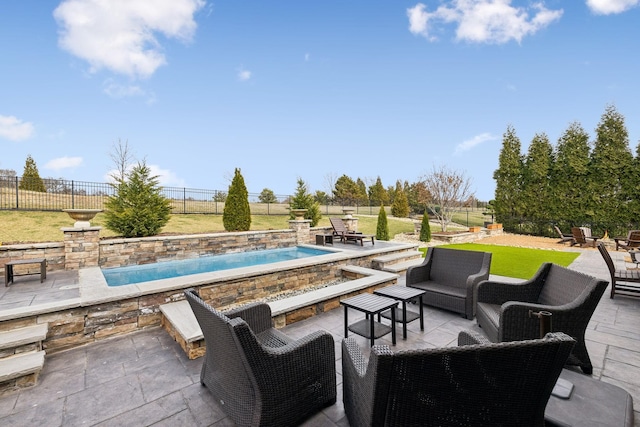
[237,67,252,81]
[408,1,563,44]
[0,115,35,141]
[454,133,496,155]
[102,79,145,98]
[45,156,83,171]
[53,0,205,79]
[587,0,639,14]
[148,164,186,187]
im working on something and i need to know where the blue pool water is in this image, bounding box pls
[102,246,332,287]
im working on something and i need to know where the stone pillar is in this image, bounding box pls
[343,217,358,232]
[62,227,102,270]
[288,220,311,245]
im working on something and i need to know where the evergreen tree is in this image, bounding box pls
[356,178,369,205]
[19,154,46,192]
[590,105,633,228]
[289,178,321,226]
[258,188,278,204]
[521,133,553,223]
[223,168,251,231]
[419,213,431,242]
[104,162,171,237]
[376,204,389,240]
[551,122,592,225]
[333,175,360,204]
[391,181,409,217]
[493,125,524,221]
[368,176,389,206]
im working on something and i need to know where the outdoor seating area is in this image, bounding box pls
[329,217,375,246]
[1,243,640,426]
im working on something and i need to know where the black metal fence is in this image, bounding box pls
[0,176,391,216]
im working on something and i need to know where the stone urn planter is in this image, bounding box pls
[342,209,355,218]
[63,209,103,228]
[290,208,308,221]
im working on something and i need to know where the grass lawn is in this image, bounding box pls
[0,211,416,243]
[420,243,580,280]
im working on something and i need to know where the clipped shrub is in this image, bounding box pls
[223,168,251,231]
[104,162,171,238]
[419,213,431,242]
[376,204,389,241]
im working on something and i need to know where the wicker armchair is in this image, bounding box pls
[342,330,575,427]
[475,263,607,374]
[406,247,491,319]
[184,289,336,427]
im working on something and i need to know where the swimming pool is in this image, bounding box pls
[102,246,333,286]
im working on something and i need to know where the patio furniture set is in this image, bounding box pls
[185,244,634,426]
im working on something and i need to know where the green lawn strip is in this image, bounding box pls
[418,243,580,280]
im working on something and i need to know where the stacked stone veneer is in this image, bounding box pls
[0,242,65,276]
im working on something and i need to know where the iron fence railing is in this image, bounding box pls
[0,176,431,216]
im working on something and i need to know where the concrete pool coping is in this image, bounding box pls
[0,242,417,322]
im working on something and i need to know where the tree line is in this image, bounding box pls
[493,104,639,237]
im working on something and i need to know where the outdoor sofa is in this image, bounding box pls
[184,288,336,427]
[342,330,575,427]
[406,247,492,319]
[475,263,608,374]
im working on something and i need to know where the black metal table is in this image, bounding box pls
[374,285,425,339]
[340,293,398,346]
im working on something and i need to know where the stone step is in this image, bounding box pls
[0,350,45,384]
[0,323,48,352]
[383,258,424,274]
[371,251,423,272]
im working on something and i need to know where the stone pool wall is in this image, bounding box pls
[1,222,334,276]
[0,244,408,354]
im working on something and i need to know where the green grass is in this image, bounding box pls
[419,243,580,279]
[0,211,415,244]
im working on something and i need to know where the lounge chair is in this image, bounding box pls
[184,288,336,427]
[614,230,640,251]
[329,217,374,246]
[554,225,574,245]
[597,242,640,299]
[475,263,607,374]
[571,226,600,248]
[342,330,575,427]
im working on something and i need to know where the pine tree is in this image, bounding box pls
[551,122,591,226]
[391,181,410,217]
[419,213,431,242]
[590,105,633,229]
[223,168,251,231]
[19,154,46,192]
[104,162,171,237]
[289,178,322,226]
[368,176,389,206]
[521,133,553,224]
[493,125,524,221]
[376,204,389,240]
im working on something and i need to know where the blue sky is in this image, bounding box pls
[1,0,639,202]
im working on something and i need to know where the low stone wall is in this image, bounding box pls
[431,228,503,244]
[99,230,298,268]
[0,243,65,275]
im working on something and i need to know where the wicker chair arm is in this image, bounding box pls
[226,302,272,334]
[406,255,432,285]
[499,302,557,341]
[457,330,491,346]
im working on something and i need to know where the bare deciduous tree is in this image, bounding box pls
[109,138,135,181]
[421,165,474,232]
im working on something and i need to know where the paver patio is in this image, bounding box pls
[1,246,640,426]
